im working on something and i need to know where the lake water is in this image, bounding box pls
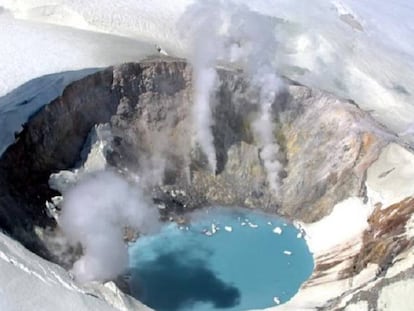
[128,207,314,311]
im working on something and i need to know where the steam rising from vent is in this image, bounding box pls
[59,171,159,283]
[193,67,218,173]
[179,0,284,192]
[178,1,224,173]
[252,71,284,193]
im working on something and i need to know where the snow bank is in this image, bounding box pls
[303,197,371,255]
[0,231,151,311]
[366,143,414,208]
[1,0,413,158]
[0,0,412,136]
[378,279,414,311]
[0,11,156,154]
[0,12,156,97]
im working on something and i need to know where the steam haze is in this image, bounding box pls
[179,0,284,191]
[60,0,285,283]
[59,171,160,283]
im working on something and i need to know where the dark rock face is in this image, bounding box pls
[109,61,194,183]
[0,58,391,259]
[0,67,117,258]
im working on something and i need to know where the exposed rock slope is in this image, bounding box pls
[1,58,413,310]
[0,58,389,227]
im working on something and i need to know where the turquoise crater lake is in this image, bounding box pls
[128,207,314,311]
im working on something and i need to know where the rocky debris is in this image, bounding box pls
[346,198,414,278]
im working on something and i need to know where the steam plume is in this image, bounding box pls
[179,0,284,193]
[59,171,159,283]
[178,1,224,173]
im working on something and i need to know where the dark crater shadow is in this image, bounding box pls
[129,249,241,311]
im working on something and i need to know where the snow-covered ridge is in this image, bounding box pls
[0,230,152,311]
[0,8,158,101]
[1,0,413,137]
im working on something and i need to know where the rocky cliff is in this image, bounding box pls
[0,58,413,310]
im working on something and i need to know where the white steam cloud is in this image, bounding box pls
[252,71,284,193]
[59,171,159,283]
[179,0,284,193]
[178,2,224,173]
